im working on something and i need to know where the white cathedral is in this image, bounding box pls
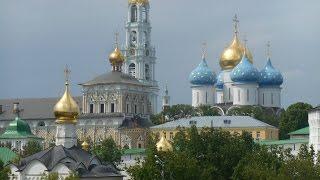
[189,16,283,110]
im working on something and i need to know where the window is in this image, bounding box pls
[130,31,137,47]
[143,31,148,47]
[111,103,115,113]
[129,63,136,77]
[196,92,199,104]
[138,143,142,148]
[228,88,231,100]
[238,89,240,102]
[262,93,265,105]
[141,6,147,22]
[0,105,2,113]
[163,132,166,139]
[89,104,94,113]
[131,5,137,22]
[271,93,274,105]
[142,105,144,114]
[247,89,249,102]
[126,104,129,113]
[170,132,174,140]
[100,104,105,113]
[205,92,208,103]
[256,131,261,139]
[145,64,150,80]
[134,105,137,114]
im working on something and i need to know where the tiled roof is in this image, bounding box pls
[258,138,308,145]
[0,97,82,121]
[151,116,277,129]
[288,127,309,135]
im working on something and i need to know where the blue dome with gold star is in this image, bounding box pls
[216,71,224,89]
[189,58,216,86]
[231,55,259,83]
[259,58,283,86]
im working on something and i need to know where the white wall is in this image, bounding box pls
[216,89,224,104]
[191,86,215,107]
[258,86,281,108]
[309,110,320,153]
[232,83,258,106]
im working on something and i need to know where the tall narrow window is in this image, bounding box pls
[142,105,144,114]
[126,104,129,113]
[228,88,231,100]
[145,64,150,80]
[131,5,137,22]
[205,92,208,103]
[271,93,274,105]
[196,92,199,104]
[100,104,105,113]
[129,63,136,77]
[247,89,249,102]
[111,103,115,113]
[134,105,137,114]
[238,89,240,102]
[256,131,261,139]
[89,104,94,113]
[262,93,265,105]
[141,6,147,22]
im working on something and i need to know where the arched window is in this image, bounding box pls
[130,31,137,47]
[37,121,45,127]
[131,5,137,22]
[143,31,148,47]
[145,64,150,80]
[141,6,147,22]
[129,63,136,77]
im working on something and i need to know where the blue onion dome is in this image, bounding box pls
[189,58,216,86]
[259,58,283,86]
[231,54,259,83]
[216,71,224,89]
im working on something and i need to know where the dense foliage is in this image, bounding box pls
[128,126,320,180]
[279,102,313,139]
[23,140,43,157]
[0,160,10,180]
[92,137,122,165]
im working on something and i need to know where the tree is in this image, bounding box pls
[23,140,42,157]
[65,171,80,180]
[41,172,59,180]
[279,102,312,139]
[92,137,122,165]
[163,104,195,120]
[0,160,10,180]
[195,105,220,116]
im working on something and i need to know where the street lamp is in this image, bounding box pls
[154,155,164,180]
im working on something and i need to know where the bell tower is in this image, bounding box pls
[123,0,159,114]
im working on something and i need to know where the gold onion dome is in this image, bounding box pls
[81,140,90,151]
[220,35,253,70]
[54,69,80,124]
[109,47,125,66]
[156,136,173,152]
[129,0,149,5]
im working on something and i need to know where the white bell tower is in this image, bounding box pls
[123,0,159,114]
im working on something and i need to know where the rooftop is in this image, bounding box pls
[151,116,277,130]
[258,138,308,146]
[288,126,309,135]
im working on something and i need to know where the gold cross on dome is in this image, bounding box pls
[115,32,119,48]
[233,14,239,34]
[202,42,207,59]
[266,41,271,58]
[64,65,71,83]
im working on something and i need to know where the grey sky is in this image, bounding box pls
[1,0,320,110]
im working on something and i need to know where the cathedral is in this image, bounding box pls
[189,15,284,113]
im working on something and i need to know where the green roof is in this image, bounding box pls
[0,117,42,140]
[0,147,17,165]
[258,138,308,146]
[288,127,309,135]
[123,148,145,155]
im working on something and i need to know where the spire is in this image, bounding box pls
[165,84,168,96]
[201,42,207,60]
[233,14,239,35]
[266,41,271,59]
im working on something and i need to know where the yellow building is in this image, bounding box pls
[151,116,279,141]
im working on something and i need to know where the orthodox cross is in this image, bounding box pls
[64,65,71,84]
[202,42,207,59]
[233,14,239,34]
[115,32,119,48]
[266,41,271,58]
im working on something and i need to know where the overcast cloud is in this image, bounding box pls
[1,0,320,110]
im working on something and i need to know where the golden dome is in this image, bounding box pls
[220,35,253,70]
[129,0,149,5]
[81,140,90,151]
[109,47,125,66]
[156,136,173,152]
[54,81,80,124]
